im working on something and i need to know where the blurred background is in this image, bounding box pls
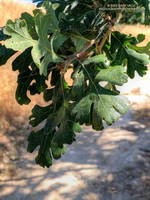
[0,1,150,200]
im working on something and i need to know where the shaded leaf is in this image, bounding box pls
[52,121,78,145]
[53,32,68,52]
[16,69,32,105]
[12,48,32,71]
[0,28,10,41]
[28,103,80,167]
[71,36,87,51]
[51,143,66,159]
[29,104,52,127]
[0,44,16,66]
[21,12,38,40]
[111,32,149,78]
[13,50,47,104]
[43,88,54,102]
[71,67,86,99]
[27,129,43,153]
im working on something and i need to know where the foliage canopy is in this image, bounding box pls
[0,0,150,167]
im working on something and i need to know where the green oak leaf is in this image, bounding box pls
[71,36,87,51]
[13,49,47,104]
[83,54,107,65]
[16,69,33,105]
[16,72,47,104]
[111,32,149,78]
[35,148,53,168]
[125,48,149,78]
[28,127,66,167]
[127,42,150,58]
[137,34,145,43]
[71,67,86,99]
[95,65,128,86]
[27,129,44,153]
[42,1,60,33]
[4,19,36,51]
[29,104,52,127]
[72,85,129,130]
[51,143,67,159]
[21,12,38,40]
[53,32,68,52]
[110,31,138,55]
[28,128,54,167]
[31,12,60,75]
[52,121,79,145]
[28,103,81,167]
[144,0,150,24]
[4,6,63,76]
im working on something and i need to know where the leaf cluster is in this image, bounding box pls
[0,0,149,167]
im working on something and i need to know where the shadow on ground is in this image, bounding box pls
[0,108,150,200]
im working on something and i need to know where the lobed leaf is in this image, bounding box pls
[72,85,129,130]
[111,32,149,78]
[29,104,52,127]
[4,6,64,76]
[28,103,81,167]
[4,19,36,51]
[95,65,128,86]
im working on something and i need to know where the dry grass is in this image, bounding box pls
[0,0,35,124]
[115,24,150,46]
[0,0,34,26]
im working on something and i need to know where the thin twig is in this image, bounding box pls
[96,12,122,54]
